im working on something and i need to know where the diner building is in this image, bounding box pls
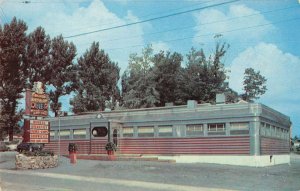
[45,98,291,167]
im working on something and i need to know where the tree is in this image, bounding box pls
[24,26,51,88]
[70,42,120,113]
[181,42,229,104]
[0,17,28,140]
[121,45,159,109]
[293,136,298,141]
[48,35,76,116]
[224,87,239,103]
[241,68,267,102]
[152,51,183,106]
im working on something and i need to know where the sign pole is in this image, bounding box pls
[58,112,61,161]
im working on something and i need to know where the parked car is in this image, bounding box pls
[4,140,21,151]
[0,141,8,152]
[17,143,44,152]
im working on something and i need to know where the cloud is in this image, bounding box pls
[2,0,145,69]
[109,0,129,5]
[229,42,300,99]
[193,4,275,46]
[228,42,300,129]
[4,0,146,114]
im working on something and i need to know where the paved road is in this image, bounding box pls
[1,152,300,191]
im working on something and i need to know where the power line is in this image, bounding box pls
[57,0,217,35]
[89,5,299,45]
[100,17,300,52]
[5,0,91,3]
[1,5,299,54]
[64,0,240,39]
[0,7,9,23]
[2,17,300,54]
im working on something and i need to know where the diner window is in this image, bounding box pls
[59,130,70,139]
[138,126,154,137]
[50,131,55,140]
[271,126,276,137]
[260,124,265,136]
[73,129,86,139]
[186,124,203,136]
[230,122,249,135]
[284,129,288,139]
[158,126,173,137]
[280,128,285,139]
[208,123,225,135]
[123,127,134,137]
[276,127,281,138]
[260,123,265,136]
[265,124,271,137]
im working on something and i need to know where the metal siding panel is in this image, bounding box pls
[260,137,290,155]
[118,136,250,155]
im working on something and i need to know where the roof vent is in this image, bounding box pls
[187,100,197,109]
[165,102,174,107]
[216,93,226,104]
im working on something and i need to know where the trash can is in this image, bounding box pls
[68,143,77,164]
[105,142,116,161]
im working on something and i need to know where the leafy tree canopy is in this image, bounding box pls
[24,26,51,88]
[0,17,28,140]
[182,42,229,103]
[241,67,267,102]
[122,45,159,109]
[70,42,120,113]
[48,35,77,116]
[152,51,183,106]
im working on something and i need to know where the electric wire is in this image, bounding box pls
[63,0,240,39]
[97,17,300,52]
[90,5,299,45]
[57,0,217,34]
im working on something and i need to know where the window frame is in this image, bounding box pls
[186,124,204,137]
[50,130,55,140]
[230,122,249,135]
[208,123,225,136]
[122,127,134,138]
[58,130,70,139]
[73,129,87,139]
[158,125,173,137]
[137,126,154,137]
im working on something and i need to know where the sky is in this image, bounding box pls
[0,0,299,136]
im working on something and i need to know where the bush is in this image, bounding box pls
[0,142,8,151]
[68,143,78,152]
[23,150,54,157]
[105,142,117,151]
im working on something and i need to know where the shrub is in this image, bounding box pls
[68,143,78,152]
[105,142,117,151]
[23,150,54,157]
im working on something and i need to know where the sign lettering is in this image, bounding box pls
[30,134,49,139]
[23,119,50,144]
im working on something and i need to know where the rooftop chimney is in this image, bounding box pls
[187,100,197,109]
[216,93,226,104]
[165,102,174,107]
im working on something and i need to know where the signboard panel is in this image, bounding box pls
[25,82,49,117]
[25,91,49,117]
[23,119,50,143]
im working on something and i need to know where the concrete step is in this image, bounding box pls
[63,154,176,163]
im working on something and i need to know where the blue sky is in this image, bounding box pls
[0,0,299,137]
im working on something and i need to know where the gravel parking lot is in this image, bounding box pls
[1,152,300,191]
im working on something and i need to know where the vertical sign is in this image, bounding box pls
[25,82,49,117]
